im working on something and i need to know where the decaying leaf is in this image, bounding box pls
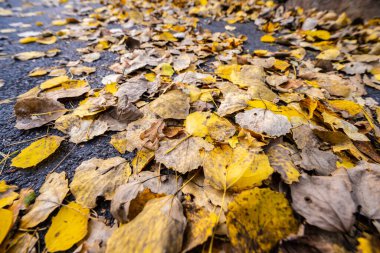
[291,170,356,232]
[111,171,180,223]
[20,172,69,228]
[182,203,218,252]
[106,196,186,253]
[347,162,380,220]
[155,137,213,173]
[11,136,64,169]
[236,108,292,137]
[227,188,298,252]
[267,143,301,184]
[15,97,66,130]
[2,233,38,253]
[55,114,108,144]
[149,90,190,119]
[75,219,115,253]
[45,202,89,252]
[70,157,131,208]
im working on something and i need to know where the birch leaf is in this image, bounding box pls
[11,136,64,169]
[0,208,13,244]
[70,157,131,208]
[20,172,69,228]
[106,196,186,253]
[45,202,89,252]
[15,97,66,130]
[291,170,356,232]
[227,188,298,252]
[155,137,213,173]
[149,90,190,119]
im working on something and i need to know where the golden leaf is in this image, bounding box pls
[70,157,131,208]
[267,143,300,184]
[227,188,298,252]
[0,208,13,244]
[149,90,190,119]
[45,202,89,252]
[182,204,218,252]
[11,136,64,169]
[20,172,69,228]
[316,48,340,60]
[106,196,186,253]
[40,75,69,90]
[260,34,276,43]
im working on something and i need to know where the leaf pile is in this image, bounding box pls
[1,0,380,252]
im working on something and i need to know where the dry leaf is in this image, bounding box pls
[291,170,356,232]
[155,137,213,173]
[15,97,66,130]
[45,202,89,252]
[70,157,131,208]
[236,108,292,137]
[149,90,190,119]
[11,136,64,169]
[227,188,298,252]
[20,172,69,228]
[106,196,186,253]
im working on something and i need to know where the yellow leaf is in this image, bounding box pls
[267,144,300,184]
[154,31,178,42]
[184,111,209,138]
[11,136,64,169]
[104,82,118,95]
[40,75,69,90]
[45,202,89,252]
[70,157,131,208]
[303,30,331,40]
[206,113,236,142]
[149,90,190,119]
[0,208,13,244]
[316,48,340,60]
[254,49,268,56]
[20,172,69,228]
[327,100,362,116]
[260,34,276,43]
[182,205,218,252]
[159,63,174,76]
[0,180,7,192]
[0,182,18,208]
[19,37,38,44]
[36,36,57,45]
[274,59,290,71]
[14,51,45,61]
[357,235,380,253]
[199,0,208,6]
[230,153,274,191]
[203,145,255,190]
[51,19,67,26]
[131,149,155,173]
[227,188,298,252]
[144,72,156,82]
[215,64,241,81]
[28,68,48,77]
[106,196,186,253]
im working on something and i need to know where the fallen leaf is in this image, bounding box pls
[0,208,13,244]
[182,203,218,252]
[2,233,38,253]
[347,162,380,220]
[107,196,186,253]
[11,136,64,169]
[14,51,45,61]
[316,48,340,60]
[40,76,69,90]
[236,108,292,137]
[155,137,213,173]
[14,97,66,130]
[70,157,131,208]
[291,170,356,232]
[45,202,89,252]
[149,90,190,119]
[20,172,69,228]
[227,188,298,252]
[267,143,301,184]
